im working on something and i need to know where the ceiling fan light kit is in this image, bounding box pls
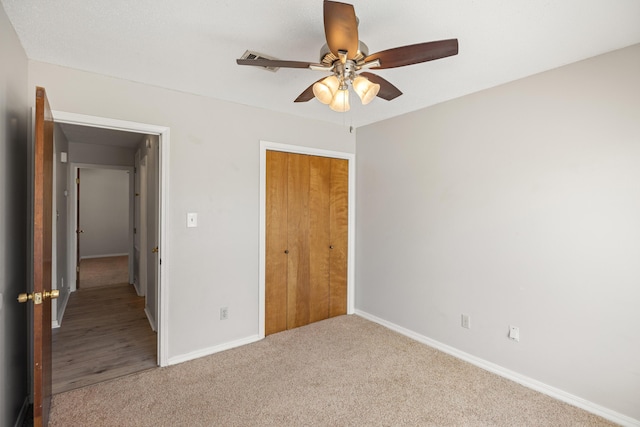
[352,75,380,105]
[313,75,340,104]
[237,0,459,113]
[330,87,350,112]
[313,71,379,111]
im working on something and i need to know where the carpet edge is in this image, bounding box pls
[354,309,639,427]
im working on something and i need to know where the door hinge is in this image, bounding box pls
[76,266,80,272]
[76,178,80,184]
[134,227,137,234]
[134,167,137,173]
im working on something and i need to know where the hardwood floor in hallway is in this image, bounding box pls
[52,283,157,394]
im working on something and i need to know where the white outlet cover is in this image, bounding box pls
[461,314,471,329]
[509,326,520,342]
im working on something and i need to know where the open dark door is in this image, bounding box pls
[20,86,56,426]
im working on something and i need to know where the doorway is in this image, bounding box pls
[265,150,349,335]
[50,111,169,390]
[76,166,132,290]
[259,141,356,338]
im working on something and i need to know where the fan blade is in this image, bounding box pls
[324,1,359,59]
[236,58,313,69]
[294,78,326,102]
[365,39,458,69]
[359,72,403,101]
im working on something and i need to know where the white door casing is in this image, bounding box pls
[258,140,356,339]
[53,110,170,367]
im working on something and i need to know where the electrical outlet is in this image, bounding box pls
[461,314,471,329]
[509,325,520,342]
[187,212,198,228]
[220,307,229,320]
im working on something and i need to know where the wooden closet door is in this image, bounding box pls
[287,153,311,329]
[329,158,349,317]
[265,151,348,335]
[265,151,288,335]
[309,156,332,323]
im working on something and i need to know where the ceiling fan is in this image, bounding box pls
[236,0,459,112]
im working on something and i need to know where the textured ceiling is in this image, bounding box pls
[3,0,640,128]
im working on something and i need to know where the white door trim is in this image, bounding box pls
[71,164,135,288]
[52,110,170,367]
[258,140,356,339]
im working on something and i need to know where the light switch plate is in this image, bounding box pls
[187,212,198,228]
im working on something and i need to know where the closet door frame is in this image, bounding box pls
[259,141,355,339]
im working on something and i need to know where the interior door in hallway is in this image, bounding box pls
[76,168,81,287]
[265,150,348,335]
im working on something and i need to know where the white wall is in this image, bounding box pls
[356,44,640,422]
[0,4,29,425]
[28,61,356,360]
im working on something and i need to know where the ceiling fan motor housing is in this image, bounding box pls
[320,41,369,66]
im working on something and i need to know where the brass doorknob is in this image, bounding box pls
[152,247,159,253]
[17,293,33,303]
[17,289,59,304]
[284,249,289,254]
[329,245,334,249]
[45,290,60,299]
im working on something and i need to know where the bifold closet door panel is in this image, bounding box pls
[265,150,289,335]
[266,150,348,335]
[329,158,349,317]
[309,156,332,323]
[287,153,311,329]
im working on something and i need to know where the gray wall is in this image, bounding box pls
[79,168,130,258]
[28,61,356,361]
[53,123,70,320]
[69,141,135,166]
[0,4,28,425]
[355,44,640,421]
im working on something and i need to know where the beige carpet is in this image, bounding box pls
[79,255,129,289]
[49,315,614,426]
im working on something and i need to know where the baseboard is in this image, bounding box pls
[167,334,262,367]
[81,253,129,259]
[52,290,71,329]
[354,310,640,427]
[133,280,144,297]
[13,396,29,427]
[144,307,157,332]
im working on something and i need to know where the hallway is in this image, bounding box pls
[52,262,156,394]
